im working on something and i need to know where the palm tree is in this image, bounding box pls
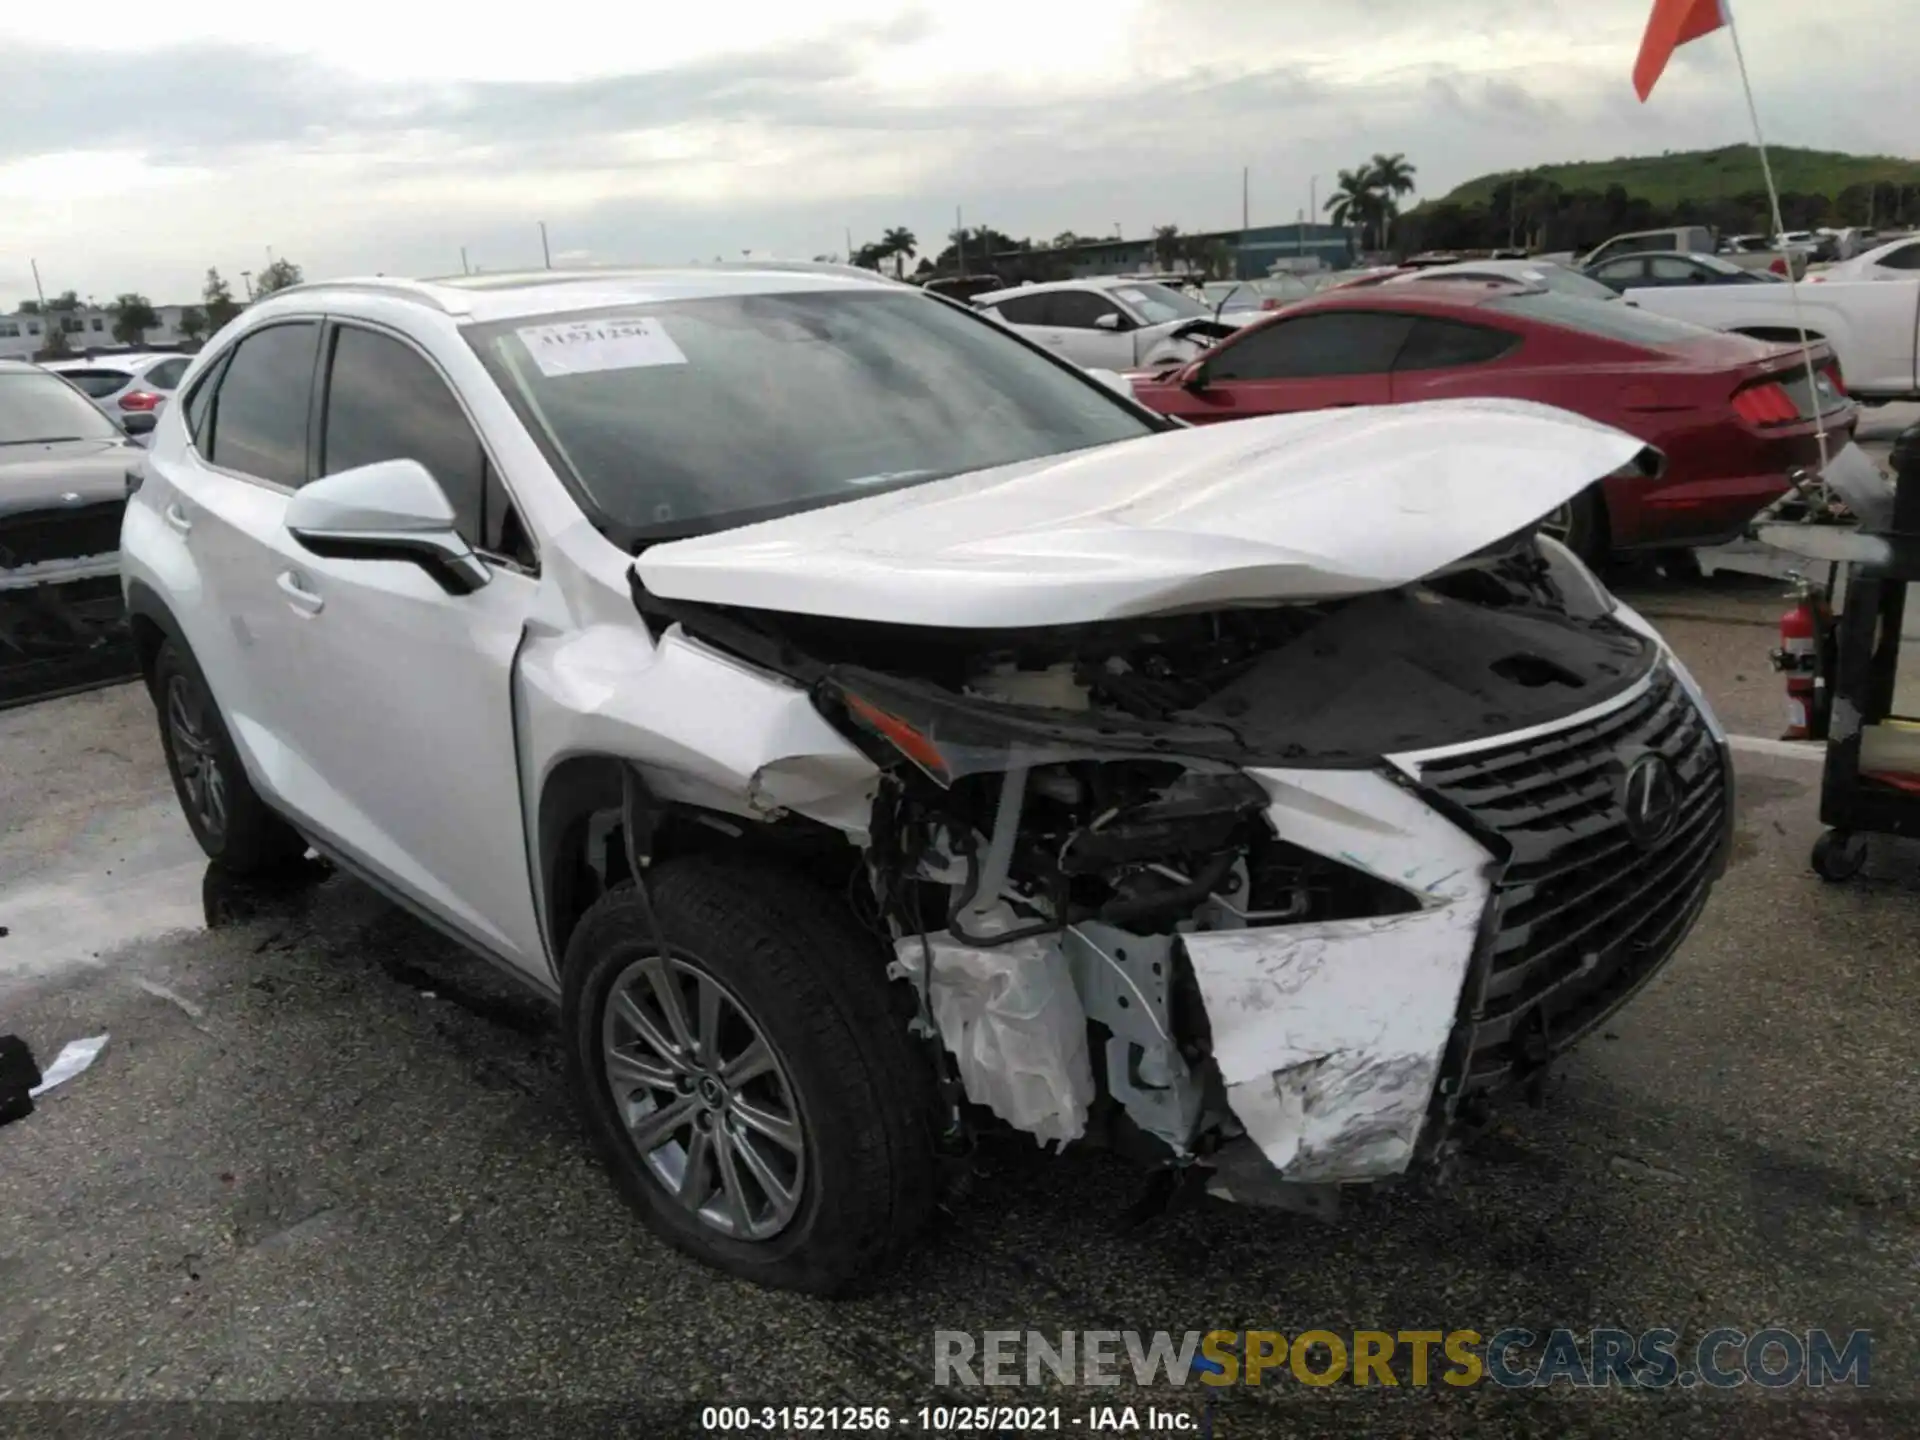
[1324,168,1383,252]
[1368,153,1417,248]
[881,226,917,279]
[1152,224,1182,269]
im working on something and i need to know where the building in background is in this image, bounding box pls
[983,223,1355,284]
[0,304,204,362]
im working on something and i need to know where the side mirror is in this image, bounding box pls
[1094,312,1124,331]
[284,458,490,596]
[120,411,157,437]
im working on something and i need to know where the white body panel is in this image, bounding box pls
[1622,277,1920,399]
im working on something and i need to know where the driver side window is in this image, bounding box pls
[1049,291,1127,330]
[320,324,534,568]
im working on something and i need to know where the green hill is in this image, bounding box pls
[1436,145,1920,210]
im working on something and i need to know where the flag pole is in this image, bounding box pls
[1721,1,1830,474]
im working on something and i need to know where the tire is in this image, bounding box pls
[1541,484,1610,567]
[1811,829,1868,884]
[152,640,308,875]
[562,857,937,1295]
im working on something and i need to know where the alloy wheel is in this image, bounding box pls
[601,954,807,1241]
[166,674,228,840]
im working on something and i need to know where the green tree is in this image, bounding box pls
[47,290,80,312]
[1151,224,1182,269]
[850,241,890,271]
[110,293,160,346]
[881,226,917,279]
[254,258,304,296]
[17,300,40,315]
[1324,167,1384,251]
[39,324,73,359]
[203,269,242,330]
[1368,152,1418,246]
[176,306,209,344]
[1051,230,1084,249]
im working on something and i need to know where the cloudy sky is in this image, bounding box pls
[2,0,1912,304]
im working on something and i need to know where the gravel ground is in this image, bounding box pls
[2,591,1917,1437]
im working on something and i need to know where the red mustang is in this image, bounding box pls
[1129,280,1854,561]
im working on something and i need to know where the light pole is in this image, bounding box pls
[540,221,552,269]
[241,271,253,301]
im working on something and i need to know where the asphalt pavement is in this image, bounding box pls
[2,577,1917,1437]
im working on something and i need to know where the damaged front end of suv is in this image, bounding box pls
[627,405,1735,1210]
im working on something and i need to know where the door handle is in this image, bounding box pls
[163,503,193,535]
[276,570,324,616]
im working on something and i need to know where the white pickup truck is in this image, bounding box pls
[1622,277,1920,404]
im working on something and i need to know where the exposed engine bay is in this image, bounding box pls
[629,529,1698,1200]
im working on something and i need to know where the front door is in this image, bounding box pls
[1043,290,1141,370]
[1162,310,1409,423]
[266,320,547,973]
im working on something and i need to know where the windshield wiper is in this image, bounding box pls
[0,436,87,446]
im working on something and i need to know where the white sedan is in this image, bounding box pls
[974,277,1250,370]
[1810,233,1920,284]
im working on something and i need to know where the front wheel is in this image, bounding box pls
[562,858,936,1295]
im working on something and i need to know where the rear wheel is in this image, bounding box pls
[152,640,308,874]
[562,857,936,1295]
[1540,484,1609,566]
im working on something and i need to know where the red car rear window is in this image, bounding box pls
[1485,291,1718,347]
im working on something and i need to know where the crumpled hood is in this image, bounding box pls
[637,397,1656,629]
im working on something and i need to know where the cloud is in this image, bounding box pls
[0,0,1914,299]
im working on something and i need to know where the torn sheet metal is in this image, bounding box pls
[1184,769,1492,1183]
[27,1033,108,1098]
[893,906,1095,1147]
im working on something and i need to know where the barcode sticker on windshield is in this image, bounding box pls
[517,318,688,377]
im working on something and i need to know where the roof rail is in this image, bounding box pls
[254,277,461,314]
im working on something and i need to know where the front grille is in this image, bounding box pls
[1420,664,1729,1092]
[0,499,125,569]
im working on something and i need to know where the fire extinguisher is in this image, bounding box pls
[1770,575,1832,740]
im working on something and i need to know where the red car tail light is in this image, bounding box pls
[1825,361,1846,395]
[118,390,162,412]
[1260,298,1284,310]
[1731,379,1798,426]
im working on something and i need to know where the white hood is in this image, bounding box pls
[637,398,1652,629]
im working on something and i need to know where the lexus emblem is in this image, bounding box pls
[1620,752,1680,850]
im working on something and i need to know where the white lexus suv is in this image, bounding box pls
[122,266,1733,1294]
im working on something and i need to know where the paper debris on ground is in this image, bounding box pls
[28,1034,108,1098]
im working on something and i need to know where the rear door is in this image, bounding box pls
[257,319,545,967]
[158,319,324,804]
[1172,310,1408,422]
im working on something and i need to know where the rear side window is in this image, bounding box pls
[59,369,132,398]
[145,358,190,390]
[1880,242,1920,271]
[1211,311,1414,380]
[1395,318,1520,371]
[320,325,488,547]
[200,322,320,487]
[992,293,1053,325]
[1485,292,1715,347]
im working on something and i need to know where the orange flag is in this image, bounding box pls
[1632,0,1730,100]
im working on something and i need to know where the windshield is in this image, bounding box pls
[1204,279,1309,311]
[465,288,1159,543]
[1486,290,1722,347]
[0,369,121,445]
[1109,283,1208,324]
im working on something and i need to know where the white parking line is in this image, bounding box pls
[1727,734,1825,762]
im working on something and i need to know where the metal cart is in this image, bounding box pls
[1759,424,1920,883]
